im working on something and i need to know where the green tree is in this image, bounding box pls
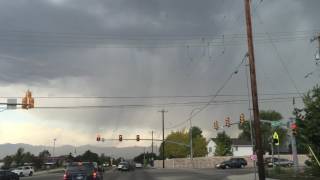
[193,135,207,157]
[21,152,34,164]
[80,150,99,162]
[159,131,189,158]
[2,156,13,169]
[99,153,111,165]
[191,126,202,138]
[238,110,286,154]
[214,131,232,156]
[295,85,320,174]
[159,128,207,158]
[14,148,25,166]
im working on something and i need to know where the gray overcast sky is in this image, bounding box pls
[0,0,319,148]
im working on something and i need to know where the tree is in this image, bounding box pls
[295,85,320,174]
[159,131,189,159]
[214,131,232,156]
[133,152,157,164]
[238,110,287,154]
[159,127,207,159]
[14,148,25,166]
[99,153,111,165]
[21,152,34,164]
[2,156,13,169]
[191,126,202,138]
[80,150,99,162]
[193,135,207,157]
[39,150,51,159]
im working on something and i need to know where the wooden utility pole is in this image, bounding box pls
[159,109,167,168]
[151,131,154,155]
[244,0,265,179]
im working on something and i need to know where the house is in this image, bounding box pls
[207,139,216,157]
[231,139,253,156]
[207,138,253,157]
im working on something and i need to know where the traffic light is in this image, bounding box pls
[291,123,298,136]
[240,113,245,124]
[119,135,123,142]
[22,90,35,109]
[136,135,140,141]
[225,117,231,127]
[213,121,219,130]
[96,135,101,142]
[22,96,28,109]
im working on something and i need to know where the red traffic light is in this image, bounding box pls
[96,135,101,142]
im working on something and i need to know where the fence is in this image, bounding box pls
[154,155,308,169]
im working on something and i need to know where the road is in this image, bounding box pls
[23,168,255,180]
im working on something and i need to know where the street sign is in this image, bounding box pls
[250,154,257,161]
[271,121,281,127]
[273,132,280,146]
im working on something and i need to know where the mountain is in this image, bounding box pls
[0,143,155,159]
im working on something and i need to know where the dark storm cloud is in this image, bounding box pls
[0,0,319,144]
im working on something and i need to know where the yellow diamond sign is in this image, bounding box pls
[273,132,279,146]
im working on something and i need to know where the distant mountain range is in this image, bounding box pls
[0,143,155,159]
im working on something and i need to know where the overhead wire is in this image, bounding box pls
[0,92,303,100]
[253,8,304,98]
[165,53,249,130]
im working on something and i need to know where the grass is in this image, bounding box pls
[266,166,320,180]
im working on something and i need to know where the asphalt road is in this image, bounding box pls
[22,168,254,180]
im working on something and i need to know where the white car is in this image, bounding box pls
[135,163,143,168]
[11,166,34,176]
[117,163,124,170]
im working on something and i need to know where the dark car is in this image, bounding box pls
[268,158,294,167]
[216,158,247,169]
[63,162,103,180]
[0,170,20,180]
[263,157,279,167]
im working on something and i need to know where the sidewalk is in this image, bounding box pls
[227,173,278,180]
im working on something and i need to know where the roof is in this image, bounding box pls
[209,138,252,146]
[231,139,252,146]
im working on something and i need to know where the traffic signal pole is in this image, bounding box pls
[244,0,265,179]
[289,118,299,173]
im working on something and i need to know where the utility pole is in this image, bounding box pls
[151,131,154,167]
[53,138,57,157]
[159,109,167,168]
[244,0,265,179]
[151,131,154,155]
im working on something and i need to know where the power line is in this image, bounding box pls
[165,53,248,130]
[14,96,299,110]
[0,92,303,100]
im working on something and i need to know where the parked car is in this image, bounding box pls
[135,163,143,168]
[63,162,103,180]
[215,158,247,169]
[268,158,294,167]
[11,166,34,177]
[263,157,279,167]
[0,170,20,180]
